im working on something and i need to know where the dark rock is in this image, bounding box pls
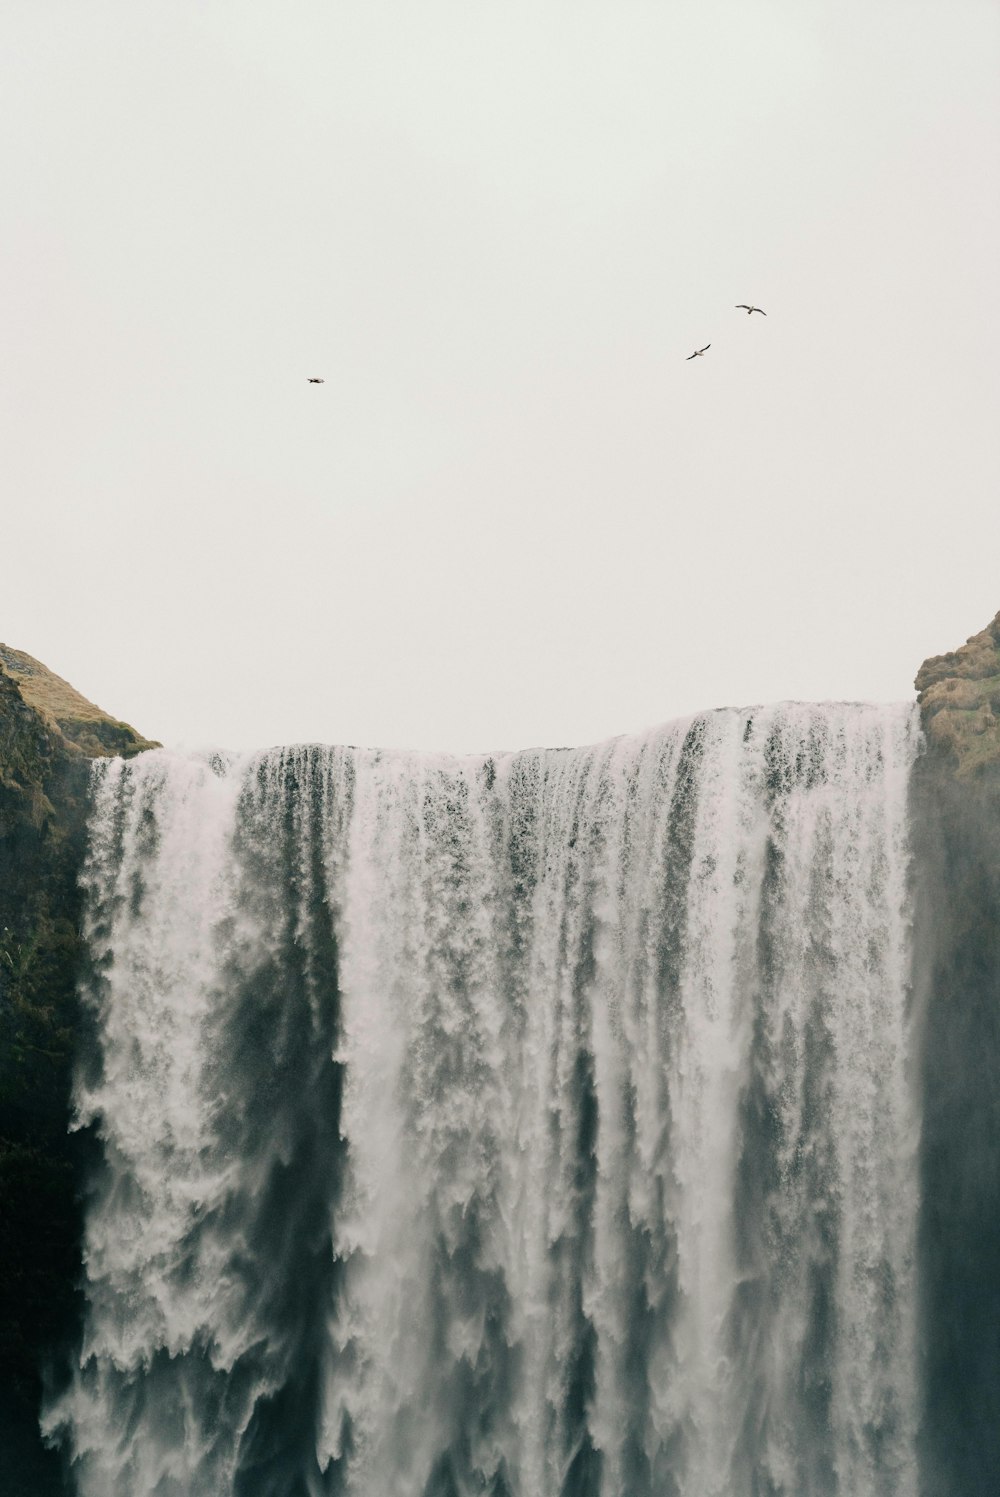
[0,647,155,1496]
[913,609,1000,1494]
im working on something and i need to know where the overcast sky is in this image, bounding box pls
[3,2,998,753]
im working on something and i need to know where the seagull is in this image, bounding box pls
[735,305,766,316]
[686,345,710,360]
[307,377,325,383]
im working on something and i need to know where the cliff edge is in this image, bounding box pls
[0,648,155,1495]
[915,611,1000,777]
[0,644,157,762]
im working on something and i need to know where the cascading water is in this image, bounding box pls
[42,703,921,1497]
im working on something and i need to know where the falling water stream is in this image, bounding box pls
[43,704,921,1497]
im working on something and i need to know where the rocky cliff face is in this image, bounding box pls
[912,612,1000,1494]
[0,647,154,1496]
[915,611,1000,778]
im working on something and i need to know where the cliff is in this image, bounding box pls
[0,645,156,762]
[0,647,154,1494]
[912,611,1000,1494]
[914,611,1000,778]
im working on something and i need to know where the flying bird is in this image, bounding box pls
[686,345,711,360]
[735,305,766,316]
[307,377,325,383]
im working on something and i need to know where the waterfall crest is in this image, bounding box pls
[43,704,921,1497]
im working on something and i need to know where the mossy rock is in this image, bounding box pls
[0,645,157,762]
[0,647,156,1494]
[915,612,1000,779]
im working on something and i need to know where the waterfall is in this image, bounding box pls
[42,704,921,1497]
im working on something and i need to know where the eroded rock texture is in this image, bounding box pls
[915,611,1000,778]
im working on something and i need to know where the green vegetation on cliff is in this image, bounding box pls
[0,647,154,1494]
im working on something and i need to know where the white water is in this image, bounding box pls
[43,704,921,1497]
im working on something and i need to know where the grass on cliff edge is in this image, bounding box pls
[0,644,156,754]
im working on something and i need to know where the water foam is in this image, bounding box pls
[43,704,921,1496]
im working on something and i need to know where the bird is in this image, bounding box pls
[686,345,710,360]
[307,377,325,384]
[736,305,766,316]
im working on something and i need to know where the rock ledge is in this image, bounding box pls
[915,611,1000,777]
[0,643,157,759]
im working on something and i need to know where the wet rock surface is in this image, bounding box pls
[0,648,154,1495]
[913,610,1000,1494]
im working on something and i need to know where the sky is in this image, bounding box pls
[2,1,998,754]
